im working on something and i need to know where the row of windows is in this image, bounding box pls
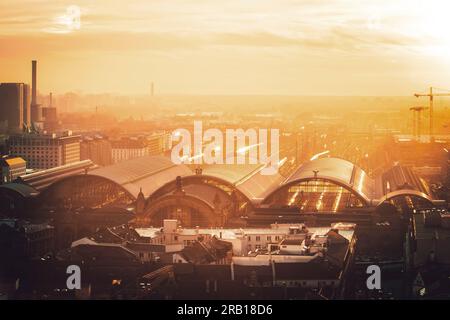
[10,141,60,146]
[11,146,59,149]
[276,280,337,287]
[248,235,281,242]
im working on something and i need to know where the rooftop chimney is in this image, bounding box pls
[31,60,37,105]
[49,92,52,108]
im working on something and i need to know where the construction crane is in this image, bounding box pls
[414,87,450,137]
[409,106,428,140]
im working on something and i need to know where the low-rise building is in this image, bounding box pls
[0,156,26,184]
[80,135,112,166]
[111,137,148,164]
[146,132,171,155]
[0,219,54,260]
[66,218,356,299]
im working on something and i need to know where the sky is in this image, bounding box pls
[1,0,450,95]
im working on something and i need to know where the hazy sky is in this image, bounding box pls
[1,0,450,95]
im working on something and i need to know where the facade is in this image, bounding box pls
[0,219,54,259]
[111,137,148,163]
[8,132,81,169]
[147,132,171,155]
[80,135,112,166]
[70,219,355,299]
[0,183,38,217]
[0,157,26,184]
[131,219,355,258]
[42,106,58,132]
[413,208,450,267]
[0,83,30,134]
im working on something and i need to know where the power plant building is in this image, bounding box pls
[0,83,30,133]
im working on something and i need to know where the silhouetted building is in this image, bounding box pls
[0,219,54,260]
[42,92,58,132]
[0,83,29,133]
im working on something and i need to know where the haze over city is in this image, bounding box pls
[1,0,450,304]
[1,0,450,95]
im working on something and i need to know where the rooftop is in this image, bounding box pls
[89,155,193,198]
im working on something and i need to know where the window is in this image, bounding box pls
[255,236,260,242]
[267,236,271,241]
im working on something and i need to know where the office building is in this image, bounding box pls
[147,132,171,155]
[0,83,26,133]
[111,137,148,163]
[8,132,81,169]
[80,135,112,166]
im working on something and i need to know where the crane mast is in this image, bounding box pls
[414,87,450,138]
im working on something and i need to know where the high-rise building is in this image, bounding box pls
[8,132,81,169]
[0,83,24,133]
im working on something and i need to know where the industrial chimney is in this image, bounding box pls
[31,60,42,123]
[32,60,37,106]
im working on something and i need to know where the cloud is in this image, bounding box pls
[44,5,82,34]
[0,26,419,60]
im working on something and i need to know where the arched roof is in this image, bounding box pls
[264,157,375,205]
[149,168,285,206]
[180,183,231,208]
[30,155,284,208]
[89,155,193,198]
[198,162,285,203]
[378,189,434,205]
[381,165,431,196]
[288,157,374,201]
[16,160,94,191]
[37,174,136,201]
[0,183,39,198]
[36,174,136,209]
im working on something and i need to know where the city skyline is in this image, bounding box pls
[1,0,450,303]
[1,0,450,95]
